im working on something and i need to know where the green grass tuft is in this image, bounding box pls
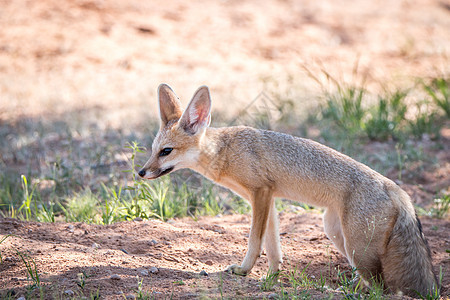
[364,91,408,141]
[424,77,450,118]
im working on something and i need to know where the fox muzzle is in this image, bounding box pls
[138,166,174,179]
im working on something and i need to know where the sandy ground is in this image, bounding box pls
[1,211,449,299]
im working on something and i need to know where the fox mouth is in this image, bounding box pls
[140,166,174,179]
[158,166,174,177]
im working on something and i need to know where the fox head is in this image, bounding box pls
[138,84,212,179]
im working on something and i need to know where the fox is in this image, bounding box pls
[138,84,438,297]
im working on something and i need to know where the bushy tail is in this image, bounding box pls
[381,189,439,297]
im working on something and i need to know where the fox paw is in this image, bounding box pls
[225,264,249,276]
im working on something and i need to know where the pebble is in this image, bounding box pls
[67,225,75,233]
[149,266,159,274]
[17,297,26,300]
[64,289,74,296]
[148,239,158,246]
[92,242,99,249]
[199,270,208,276]
[205,260,213,266]
[133,217,143,222]
[268,293,278,299]
[183,293,198,298]
[110,274,121,280]
[139,269,149,276]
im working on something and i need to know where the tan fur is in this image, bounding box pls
[139,84,438,297]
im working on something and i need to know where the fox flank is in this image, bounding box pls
[138,84,439,297]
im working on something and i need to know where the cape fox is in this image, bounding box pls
[138,84,438,297]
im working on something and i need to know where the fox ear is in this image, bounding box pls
[158,84,183,127]
[179,86,211,135]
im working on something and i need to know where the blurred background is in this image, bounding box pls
[1,0,449,123]
[0,0,449,222]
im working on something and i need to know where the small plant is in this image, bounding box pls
[395,143,406,181]
[336,267,363,296]
[424,77,450,118]
[19,175,37,221]
[15,175,56,222]
[77,271,92,290]
[336,266,387,299]
[173,280,185,286]
[229,195,251,215]
[15,249,40,289]
[217,271,224,299]
[135,277,153,300]
[124,141,147,178]
[60,189,101,223]
[283,263,316,292]
[0,172,24,218]
[260,270,280,291]
[408,101,441,140]
[321,86,366,137]
[428,193,450,219]
[100,184,126,225]
[364,91,408,141]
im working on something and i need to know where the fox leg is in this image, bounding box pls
[342,224,383,287]
[264,200,282,273]
[323,208,345,255]
[324,208,380,281]
[324,209,371,289]
[227,187,273,276]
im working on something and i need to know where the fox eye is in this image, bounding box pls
[159,147,173,157]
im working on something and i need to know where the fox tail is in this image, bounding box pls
[381,188,439,297]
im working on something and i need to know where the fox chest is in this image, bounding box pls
[215,176,251,200]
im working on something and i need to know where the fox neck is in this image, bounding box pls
[188,127,227,182]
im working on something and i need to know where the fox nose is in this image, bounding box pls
[138,169,146,177]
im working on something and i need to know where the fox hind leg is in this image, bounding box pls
[342,223,384,288]
[324,209,378,289]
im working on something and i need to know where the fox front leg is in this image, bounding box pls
[264,200,282,272]
[226,187,273,276]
